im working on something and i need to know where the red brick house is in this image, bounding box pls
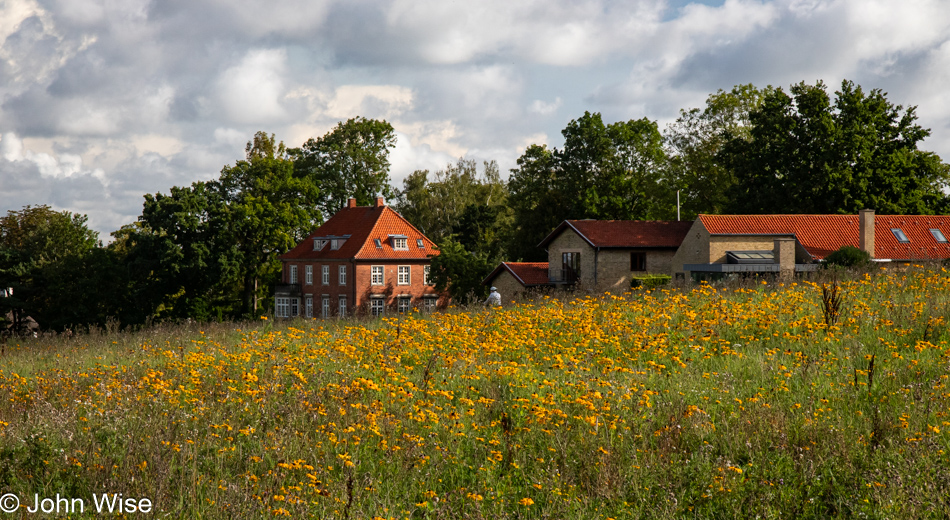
[276,197,445,318]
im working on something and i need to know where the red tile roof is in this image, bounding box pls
[699,214,950,261]
[877,215,950,261]
[538,220,693,249]
[279,205,438,261]
[482,262,551,287]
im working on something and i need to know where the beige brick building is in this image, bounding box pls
[671,210,950,281]
[481,262,550,301]
[536,220,693,293]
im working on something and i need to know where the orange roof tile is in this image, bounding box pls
[699,214,950,261]
[876,215,950,261]
[539,220,693,249]
[280,205,438,261]
[483,262,551,287]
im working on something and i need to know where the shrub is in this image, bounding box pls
[631,274,672,289]
[823,245,871,268]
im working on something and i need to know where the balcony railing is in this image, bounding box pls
[549,268,580,284]
[274,283,302,296]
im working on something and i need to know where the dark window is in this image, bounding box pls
[562,252,580,282]
[891,228,909,243]
[631,252,646,271]
[374,238,382,248]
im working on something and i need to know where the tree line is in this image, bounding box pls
[3,79,948,331]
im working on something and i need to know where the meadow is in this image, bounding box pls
[1,267,949,519]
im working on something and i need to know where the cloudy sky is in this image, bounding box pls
[2,0,949,237]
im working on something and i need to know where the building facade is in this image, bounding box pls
[275,197,445,318]
[671,210,950,281]
[537,220,693,293]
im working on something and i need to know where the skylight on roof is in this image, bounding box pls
[374,238,382,248]
[891,228,910,243]
[417,239,425,248]
[930,229,947,243]
[726,250,774,264]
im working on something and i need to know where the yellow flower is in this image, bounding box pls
[519,498,535,506]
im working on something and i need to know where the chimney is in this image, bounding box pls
[347,198,357,208]
[374,196,385,208]
[859,209,875,258]
[773,237,796,280]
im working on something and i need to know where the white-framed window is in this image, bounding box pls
[424,265,432,285]
[371,297,385,317]
[305,265,313,285]
[398,266,410,285]
[289,265,297,284]
[290,298,299,317]
[423,297,437,312]
[322,296,330,318]
[338,296,346,317]
[371,266,384,285]
[339,265,347,285]
[276,297,290,318]
[322,265,330,285]
[397,296,411,313]
[331,239,341,250]
[305,295,313,318]
[313,239,326,251]
[393,237,407,250]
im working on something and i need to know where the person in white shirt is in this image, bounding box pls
[483,286,501,307]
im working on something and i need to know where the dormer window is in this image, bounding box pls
[331,238,345,250]
[930,229,947,243]
[313,239,327,251]
[390,235,408,250]
[417,239,425,248]
[891,228,910,243]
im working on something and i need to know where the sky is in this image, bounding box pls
[2,0,950,238]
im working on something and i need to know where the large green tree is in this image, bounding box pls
[507,112,667,261]
[394,158,510,247]
[291,117,397,216]
[215,132,322,315]
[131,132,322,321]
[719,80,950,214]
[663,84,771,219]
[0,205,101,331]
[395,159,511,300]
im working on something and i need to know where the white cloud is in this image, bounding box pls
[325,85,414,120]
[528,97,563,115]
[1,132,104,180]
[3,0,950,237]
[216,48,290,125]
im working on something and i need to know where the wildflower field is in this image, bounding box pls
[2,268,950,519]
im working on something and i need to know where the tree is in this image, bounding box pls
[663,84,771,219]
[215,132,322,316]
[0,205,100,331]
[719,80,950,215]
[292,117,397,216]
[394,158,510,247]
[130,132,322,322]
[428,238,494,304]
[507,112,667,260]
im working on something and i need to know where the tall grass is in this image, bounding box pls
[1,267,949,518]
